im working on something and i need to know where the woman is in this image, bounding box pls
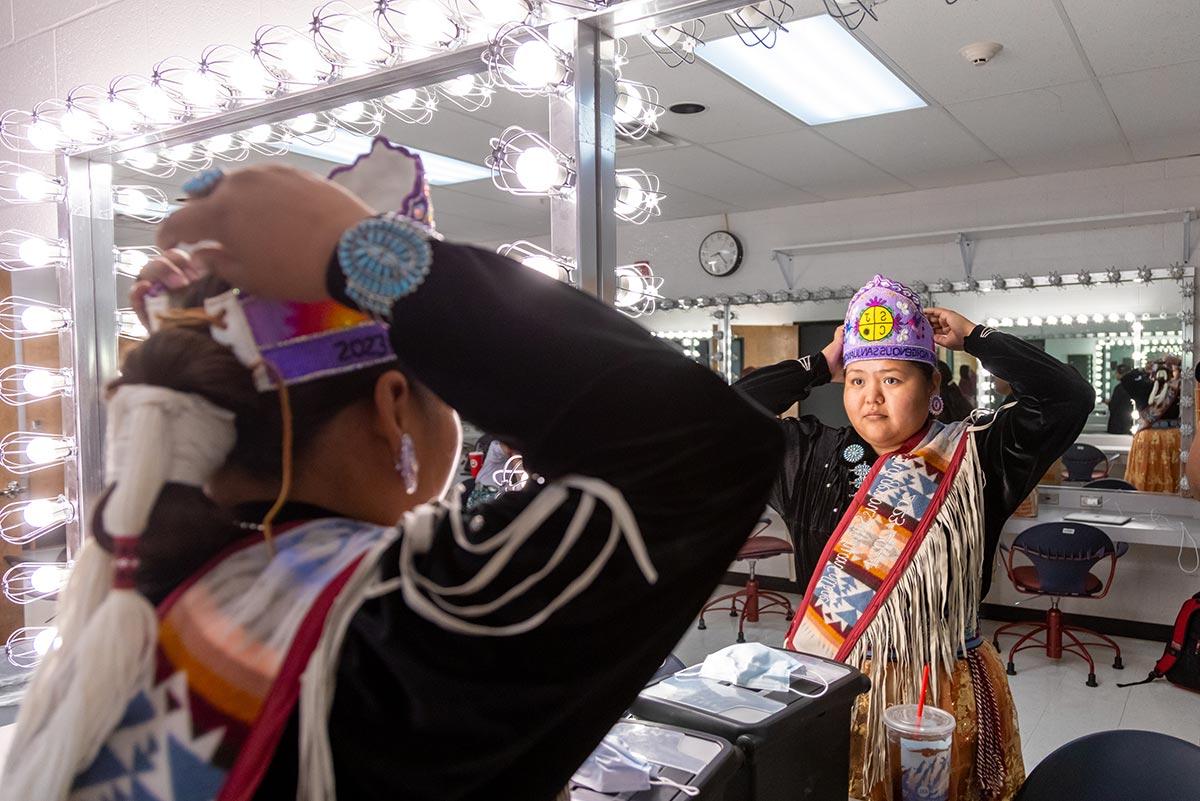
[735,275,1093,801]
[0,162,781,801]
[936,360,973,423]
[1126,355,1182,492]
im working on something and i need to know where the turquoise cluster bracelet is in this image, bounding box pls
[337,214,434,316]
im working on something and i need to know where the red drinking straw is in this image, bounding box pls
[916,664,931,722]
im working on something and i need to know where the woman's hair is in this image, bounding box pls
[937,360,954,387]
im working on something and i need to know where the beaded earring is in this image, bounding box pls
[396,432,419,494]
[929,394,945,416]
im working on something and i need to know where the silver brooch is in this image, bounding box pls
[843,444,865,464]
[851,462,872,488]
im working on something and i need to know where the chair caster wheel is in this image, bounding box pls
[697,619,706,631]
[1086,673,1098,688]
[1006,662,1016,676]
[736,632,745,644]
[729,609,739,617]
[1113,657,1124,670]
[992,639,1000,652]
[785,612,794,621]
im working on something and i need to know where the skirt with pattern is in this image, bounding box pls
[1126,427,1181,494]
[850,642,1026,801]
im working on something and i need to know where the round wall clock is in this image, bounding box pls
[699,230,744,277]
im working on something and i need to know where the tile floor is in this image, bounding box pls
[677,586,1200,770]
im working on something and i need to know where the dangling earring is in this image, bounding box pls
[929,394,945,416]
[396,432,420,494]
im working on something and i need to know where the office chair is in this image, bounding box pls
[1016,730,1200,801]
[1061,443,1109,481]
[698,519,794,643]
[992,522,1128,687]
[1083,478,1136,491]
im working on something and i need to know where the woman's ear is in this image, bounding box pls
[372,370,411,454]
[931,368,943,395]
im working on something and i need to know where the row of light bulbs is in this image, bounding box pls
[982,312,1176,328]
[496,240,663,317]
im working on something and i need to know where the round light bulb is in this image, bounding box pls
[138,84,175,125]
[29,565,64,595]
[332,101,367,122]
[21,369,60,398]
[115,188,150,214]
[477,0,529,25]
[1046,316,1058,325]
[98,98,138,134]
[442,74,477,97]
[205,133,235,154]
[523,255,562,279]
[27,120,61,152]
[15,171,59,202]
[280,38,327,84]
[738,1,783,29]
[511,40,563,89]
[32,627,59,657]
[615,83,645,124]
[1092,313,1104,323]
[1031,316,1043,326]
[180,70,222,109]
[386,88,418,110]
[123,148,159,170]
[403,0,455,45]
[1016,317,1029,327]
[288,113,319,134]
[20,305,61,334]
[59,108,99,143]
[227,53,274,98]
[25,437,67,465]
[18,238,53,269]
[513,146,564,192]
[164,142,195,162]
[117,249,149,273]
[615,271,648,308]
[1124,312,1135,323]
[615,173,647,217]
[651,25,687,48]
[1108,313,1120,323]
[330,16,381,64]
[243,123,274,144]
[22,497,67,528]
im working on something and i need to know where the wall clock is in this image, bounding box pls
[699,230,744,277]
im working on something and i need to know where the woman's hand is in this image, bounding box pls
[821,325,846,383]
[925,307,976,351]
[155,164,374,302]
[130,248,208,326]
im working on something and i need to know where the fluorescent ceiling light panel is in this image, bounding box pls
[288,129,492,185]
[697,14,925,125]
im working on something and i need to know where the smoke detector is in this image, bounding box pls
[959,41,1003,66]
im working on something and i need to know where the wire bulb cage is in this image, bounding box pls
[822,0,883,31]
[199,44,280,103]
[237,123,292,156]
[0,231,68,272]
[494,455,529,493]
[116,147,176,179]
[436,71,495,112]
[458,0,538,37]
[324,99,386,137]
[158,140,215,173]
[0,432,75,474]
[48,86,115,149]
[113,185,171,224]
[114,73,189,128]
[497,240,575,282]
[381,86,438,124]
[6,626,59,669]
[614,168,664,225]
[488,126,575,197]
[3,561,70,605]
[614,261,663,318]
[253,24,338,89]
[642,19,705,68]
[0,107,75,155]
[375,0,467,53]
[118,308,149,341]
[0,495,74,546]
[0,297,71,340]
[614,79,664,140]
[150,56,236,117]
[484,23,573,97]
[280,112,338,146]
[0,365,72,405]
[199,132,253,164]
[726,1,793,48]
[0,163,65,205]
[311,1,397,72]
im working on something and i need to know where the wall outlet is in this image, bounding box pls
[1080,494,1103,507]
[1038,490,1060,506]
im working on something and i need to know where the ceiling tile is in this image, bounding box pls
[857,0,1089,104]
[653,180,748,220]
[706,128,910,196]
[1058,0,1200,76]
[1101,61,1200,162]
[947,81,1130,175]
[378,110,498,168]
[622,145,820,211]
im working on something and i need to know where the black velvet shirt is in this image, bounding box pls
[734,327,1094,598]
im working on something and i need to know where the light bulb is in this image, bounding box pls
[98,98,138,133]
[59,108,96,142]
[33,627,58,656]
[615,271,648,308]
[615,83,645,124]
[123,148,159,170]
[29,565,64,595]
[1124,312,1135,322]
[1016,317,1029,327]
[27,120,61,152]
[329,16,381,63]
[442,74,477,97]
[243,123,274,144]
[227,53,274,97]
[205,134,235,154]
[287,113,319,134]
[280,38,328,84]
[180,70,222,108]
[18,238,52,269]
[615,173,646,217]
[651,25,686,48]
[138,84,175,125]
[1031,316,1043,326]
[738,1,783,29]
[511,40,563,89]
[25,437,68,465]
[164,142,195,162]
[22,497,69,528]
[20,305,62,334]
[115,188,150,214]
[477,0,529,25]
[403,0,455,46]
[21,369,60,398]
[514,146,564,192]
[1092,313,1104,323]
[523,255,562,279]
[386,88,418,110]
[15,172,59,202]
[332,101,367,122]
[1108,313,1120,323]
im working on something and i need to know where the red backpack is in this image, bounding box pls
[1119,592,1200,692]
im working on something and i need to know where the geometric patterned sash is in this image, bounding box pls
[68,518,393,801]
[786,420,971,660]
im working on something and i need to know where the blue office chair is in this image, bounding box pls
[1083,478,1136,491]
[992,522,1128,687]
[1061,443,1109,481]
[1016,730,1200,801]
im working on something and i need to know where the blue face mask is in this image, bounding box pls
[698,642,828,697]
[572,734,699,796]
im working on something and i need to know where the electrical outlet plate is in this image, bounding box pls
[1080,494,1103,508]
